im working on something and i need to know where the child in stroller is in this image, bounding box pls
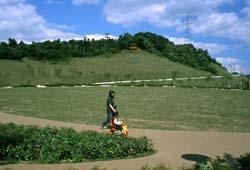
[108,112,128,136]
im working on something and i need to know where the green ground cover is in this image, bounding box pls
[0,123,153,164]
[115,76,249,90]
[0,50,226,87]
[0,87,249,132]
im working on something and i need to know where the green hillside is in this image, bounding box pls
[1,32,227,75]
[0,50,227,87]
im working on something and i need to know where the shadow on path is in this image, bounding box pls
[181,154,210,163]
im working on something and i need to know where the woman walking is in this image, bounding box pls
[102,90,117,129]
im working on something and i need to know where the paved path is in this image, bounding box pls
[93,75,226,85]
[1,112,250,170]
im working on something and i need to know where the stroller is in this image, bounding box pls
[108,112,128,136]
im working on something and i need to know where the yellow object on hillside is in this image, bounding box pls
[129,43,138,50]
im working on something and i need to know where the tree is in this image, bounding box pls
[171,71,179,86]
[118,33,135,49]
[0,34,228,75]
[8,38,17,48]
[224,74,233,89]
[0,42,12,59]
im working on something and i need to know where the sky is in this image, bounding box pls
[0,0,250,74]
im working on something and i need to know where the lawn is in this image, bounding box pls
[0,87,250,132]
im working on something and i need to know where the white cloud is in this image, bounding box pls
[84,34,118,40]
[230,64,244,74]
[104,0,232,27]
[66,34,118,41]
[215,57,249,74]
[191,12,250,42]
[72,0,100,5]
[167,37,227,54]
[0,0,24,4]
[49,23,78,31]
[104,0,167,26]
[0,0,80,42]
[216,57,239,65]
[229,64,247,74]
[1,33,118,44]
[241,7,250,17]
[104,0,250,43]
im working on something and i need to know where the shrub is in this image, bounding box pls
[237,153,250,170]
[141,164,169,170]
[141,163,192,170]
[0,123,154,163]
[194,153,249,170]
[90,166,108,170]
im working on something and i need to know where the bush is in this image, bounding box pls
[141,163,169,170]
[141,163,192,170]
[194,153,250,170]
[0,123,154,163]
[237,153,250,170]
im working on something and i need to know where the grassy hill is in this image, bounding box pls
[0,50,228,87]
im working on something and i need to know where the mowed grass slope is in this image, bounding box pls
[0,50,225,87]
[0,87,249,132]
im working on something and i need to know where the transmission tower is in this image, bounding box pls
[83,34,87,40]
[105,33,110,40]
[184,15,191,44]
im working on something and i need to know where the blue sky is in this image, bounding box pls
[0,0,250,73]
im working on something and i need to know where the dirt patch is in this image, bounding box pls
[1,112,250,170]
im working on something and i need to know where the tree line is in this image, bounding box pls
[0,32,225,74]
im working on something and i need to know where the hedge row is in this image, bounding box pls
[0,123,154,163]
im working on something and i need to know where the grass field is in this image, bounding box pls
[0,50,227,87]
[0,86,250,132]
